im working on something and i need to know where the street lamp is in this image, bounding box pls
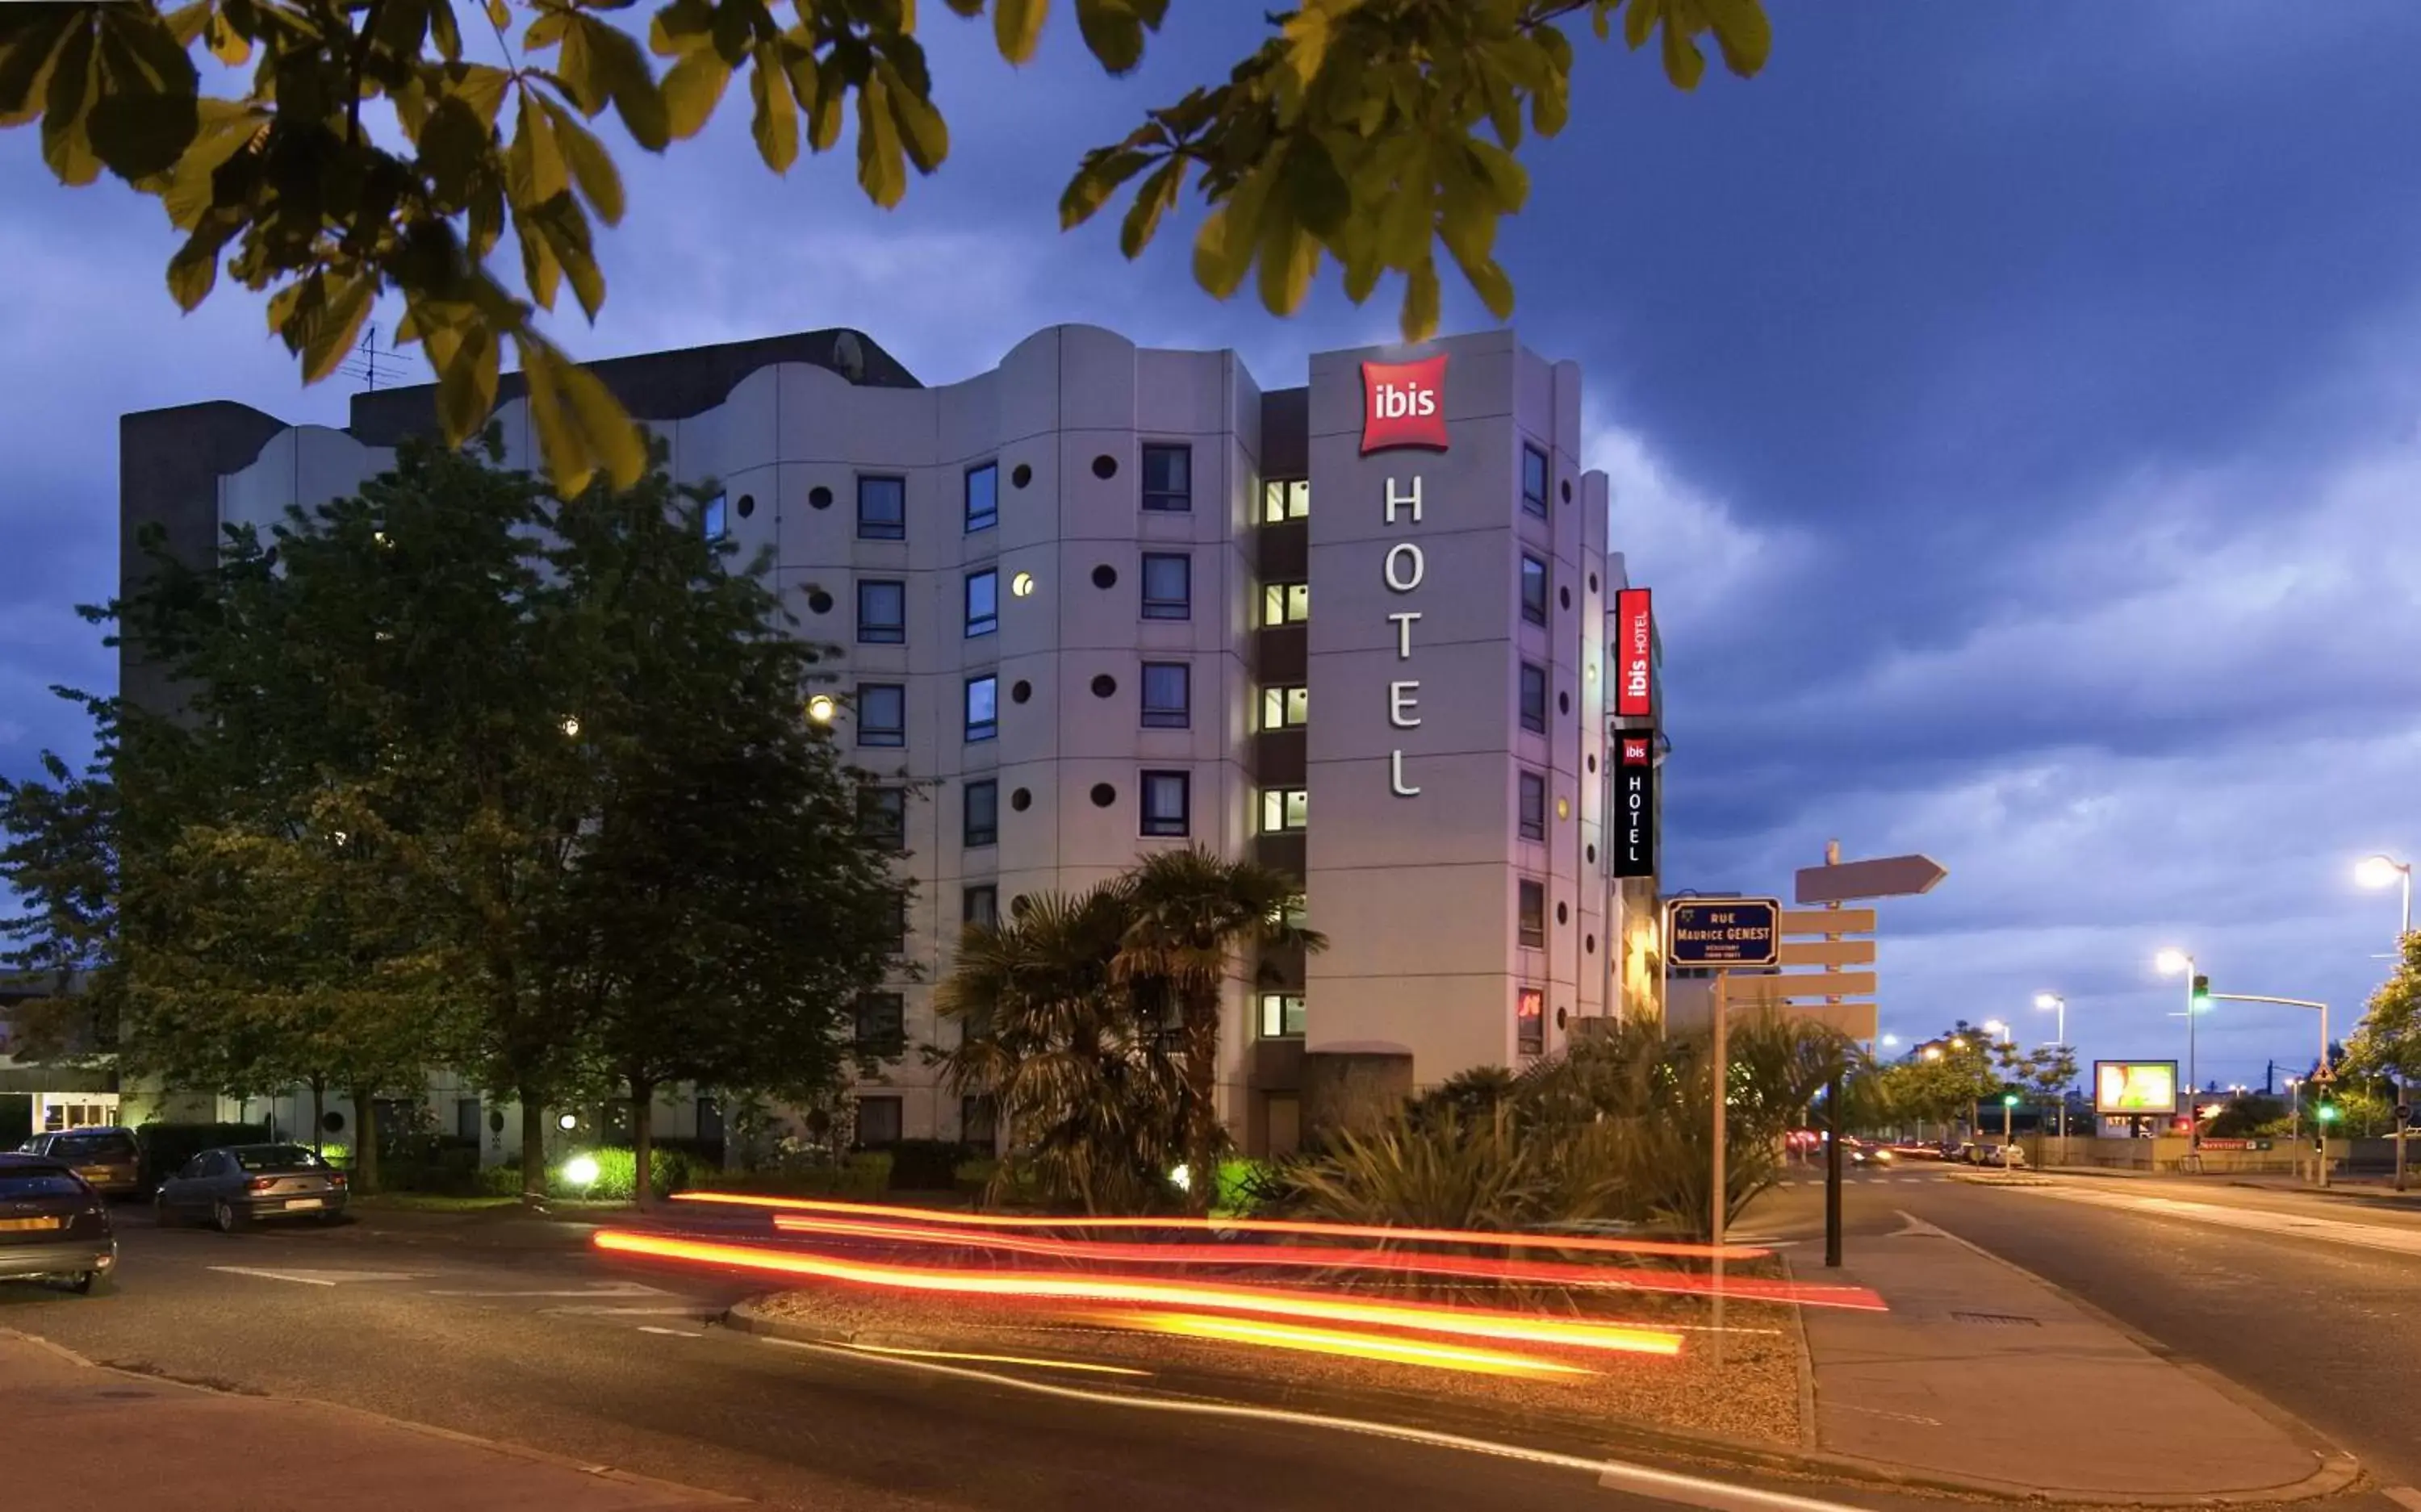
[2157,949,2201,1150]
[805,693,837,724]
[2034,993,2069,1141]
[1880,1034,1901,1049]
[2356,854,2413,1190]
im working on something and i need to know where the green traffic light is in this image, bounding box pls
[2002,1094,2020,1106]
[2190,973,2210,1010]
[2317,1103,2339,1124]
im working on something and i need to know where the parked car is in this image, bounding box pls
[0,1154,118,1294]
[154,1144,349,1233]
[1980,1142,2030,1169]
[17,1127,142,1198]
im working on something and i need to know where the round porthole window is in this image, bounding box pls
[1587,754,1597,773]
[1012,571,1036,597]
[1559,587,1571,611]
[1557,902,1570,924]
[1585,934,1596,954]
[1556,1006,1568,1029]
[1010,788,1032,811]
[1092,564,1118,590]
[1091,454,1119,480]
[1561,478,1573,504]
[1089,783,1116,808]
[1556,797,1570,821]
[1585,844,1597,865]
[1011,463,1033,488]
[806,589,834,614]
[809,486,833,510]
[1091,674,1117,698]
[1010,680,1032,704]
[1558,691,1571,715]
[736,494,756,518]
[321,1111,346,1134]
[1010,894,1031,918]
[1588,572,1599,593]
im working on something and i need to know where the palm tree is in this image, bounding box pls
[935,886,1186,1214]
[1111,846,1325,1213]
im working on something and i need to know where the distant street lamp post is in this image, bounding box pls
[2157,950,2199,1151]
[2035,993,2068,1142]
[2357,854,2413,1192]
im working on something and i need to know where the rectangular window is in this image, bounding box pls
[856,786,906,849]
[962,884,998,932]
[854,992,905,1057]
[1141,443,1193,512]
[960,1095,998,1147]
[1516,988,1545,1055]
[964,675,998,742]
[856,578,906,644]
[965,462,998,533]
[1261,581,1310,626]
[964,568,998,637]
[1519,771,1547,842]
[1521,553,1549,625]
[1521,443,1550,518]
[856,683,905,747]
[883,891,909,954]
[1261,787,1307,833]
[1520,662,1547,734]
[1140,662,1190,729]
[1261,478,1310,524]
[964,779,998,848]
[1141,552,1192,620]
[855,1096,904,1147]
[1140,770,1190,837]
[1518,879,1546,950]
[1258,992,1307,1039]
[1261,685,1309,729]
[702,491,729,541]
[856,474,906,541]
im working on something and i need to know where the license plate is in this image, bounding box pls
[0,1216,63,1232]
[286,1197,324,1210]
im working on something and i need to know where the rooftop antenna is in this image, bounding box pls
[338,324,424,392]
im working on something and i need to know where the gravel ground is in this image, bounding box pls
[746,1276,1805,1446]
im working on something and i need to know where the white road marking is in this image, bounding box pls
[634,1326,694,1337]
[208,1267,426,1286]
[2379,1486,2421,1512]
[542,1305,712,1317]
[424,1280,670,1298]
[763,1336,1880,1512]
[2017,1184,2421,1258]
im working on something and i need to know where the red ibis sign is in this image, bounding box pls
[1360,356,1449,455]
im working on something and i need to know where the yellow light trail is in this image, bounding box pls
[1089,1310,1595,1380]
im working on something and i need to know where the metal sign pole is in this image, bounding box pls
[1710,967,1728,1372]
[1821,840,1846,1269]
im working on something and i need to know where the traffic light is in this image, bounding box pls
[2002,1093,2020,1107]
[2190,974,2211,1011]
[2315,1100,2339,1126]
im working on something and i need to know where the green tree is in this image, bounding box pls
[0,0,1771,498]
[0,729,123,1064]
[2346,932,2421,1088]
[1114,845,1323,1213]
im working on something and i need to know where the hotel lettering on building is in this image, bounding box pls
[121,325,1662,1155]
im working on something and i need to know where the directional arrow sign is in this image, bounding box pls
[1722,971,1878,1004]
[1794,854,1948,906]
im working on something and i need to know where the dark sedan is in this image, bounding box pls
[17,1127,142,1198]
[155,1144,349,1233]
[0,1154,118,1293]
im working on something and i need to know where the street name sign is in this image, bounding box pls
[1666,898,1782,968]
[1794,854,1949,905]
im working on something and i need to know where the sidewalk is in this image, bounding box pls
[0,1330,745,1512]
[1796,1216,2356,1503]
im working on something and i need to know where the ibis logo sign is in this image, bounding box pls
[1615,588,1654,717]
[1360,356,1449,455]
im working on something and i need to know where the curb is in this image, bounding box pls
[721,1299,2353,1506]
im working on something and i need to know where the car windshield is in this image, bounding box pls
[54,1133,137,1162]
[0,1172,86,1199]
[232,1146,325,1172]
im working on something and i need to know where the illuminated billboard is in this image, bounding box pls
[2093,1059,2180,1116]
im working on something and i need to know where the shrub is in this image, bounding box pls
[561,1146,697,1201]
[884,1139,964,1192]
[688,1153,891,1201]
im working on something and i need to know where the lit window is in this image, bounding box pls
[965,462,998,533]
[854,992,905,1056]
[962,884,998,931]
[857,474,906,541]
[1140,770,1190,837]
[1140,662,1190,729]
[1516,988,1545,1055]
[855,1096,904,1147]
[1261,478,1310,523]
[1521,444,1549,518]
[1261,685,1308,729]
[1519,771,1546,842]
[1141,553,1191,620]
[965,569,998,637]
[1518,879,1546,949]
[856,579,905,644]
[1520,553,1549,625]
[1258,992,1307,1038]
[857,683,905,747]
[1142,444,1192,512]
[856,787,906,848]
[1261,787,1307,833]
[1262,581,1310,626]
[702,491,729,540]
[964,779,998,847]
[964,675,998,742]
[1519,663,1547,733]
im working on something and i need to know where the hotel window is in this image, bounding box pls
[702,491,728,540]
[1140,662,1190,729]
[1519,771,1547,842]
[964,675,997,742]
[963,883,998,931]
[1140,770,1191,837]
[1261,581,1310,626]
[1140,552,1192,620]
[1520,553,1549,624]
[854,992,905,1057]
[1521,443,1550,518]
[964,779,998,848]
[1519,662,1547,733]
[882,891,909,954]
[1258,992,1307,1039]
[856,787,906,849]
[856,474,906,541]
[855,1095,904,1147]
[1141,443,1192,512]
[964,568,998,637]
[1261,684,1308,729]
[1518,879,1546,949]
[965,461,998,533]
[1261,786,1308,833]
[856,579,905,644]
[1261,478,1310,523]
[1516,988,1545,1055]
[856,683,905,747]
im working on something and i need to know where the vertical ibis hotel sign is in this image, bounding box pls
[1361,356,1450,800]
[1616,588,1654,718]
